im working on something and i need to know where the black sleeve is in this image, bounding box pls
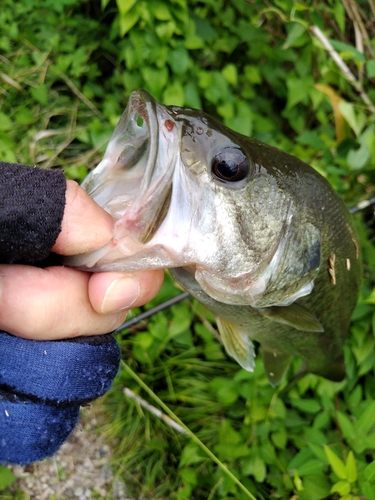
[0,162,67,264]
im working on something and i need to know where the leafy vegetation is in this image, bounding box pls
[1,0,375,498]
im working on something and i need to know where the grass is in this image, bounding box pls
[2,0,375,498]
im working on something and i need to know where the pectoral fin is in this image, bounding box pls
[259,303,324,332]
[262,349,292,386]
[215,317,255,372]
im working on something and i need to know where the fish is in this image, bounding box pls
[67,89,362,385]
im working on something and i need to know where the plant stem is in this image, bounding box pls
[311,25,375,113]
[123,387,188,435]
[121,360,259,500]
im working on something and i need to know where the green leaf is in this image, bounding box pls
[116,0,137,15]
[329,39,366,62]
[293,471,304,491]
[214,443,251,460]
[184,19,204,49]
[156,20,176,41]
[367,60,375,78]
[30,83,48,105]
[222,64,238,86]
[203,342,225,361]
[362,482,375,500]
[259,440,277,465]
[179,468,198,486]
[339,101,364,136]
[141,66,169,98]
[357,401,375,434]
[330,480,351,495]
[284,23,306,49]
[348,385,362,408]
[218,419,242,445]
[0,134,16,163]
[313,410,331,430]
[243,452,267,483]
[0,466,16,490]
[347,143,371,171]
[224,100,252,136]
[345,451,357,483]
[133,332,153,349]
[179,442,206,467]
[217,101,234,119]
[292,399,321,413]
[184,82,201,108]
[168,46,189,75]
[364,460,375,481]
[0,112,13,131]
[304,427,327,448]
[285,76,311,110]
[324,446,347,480]
[288,448,314,470]
[297,459,325,476]
[244,65,261,84]
[271,429,287,449]
[211,378,239,404]
[119,8,140,36]
[14,106,35,125]
[152,2,172,21]
[163,80,185,106]
[333,1,346,32]
[297,473,331,500]
[336,411,356,440]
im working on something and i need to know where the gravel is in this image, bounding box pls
[7,405,132,500]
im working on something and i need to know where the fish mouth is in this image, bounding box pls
[83,90,176,244]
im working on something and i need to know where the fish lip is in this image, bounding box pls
[81,90,158,212]
[118,90,176,243]
[125,90,159,199]
[83,89,177,243]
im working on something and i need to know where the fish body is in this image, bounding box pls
[68,90,361,384]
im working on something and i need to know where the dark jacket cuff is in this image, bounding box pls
[0,162,66,264]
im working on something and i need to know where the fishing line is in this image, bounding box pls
[114,291,190,333]
[349,196,375,214]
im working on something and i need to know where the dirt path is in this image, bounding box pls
[8,405,132,500]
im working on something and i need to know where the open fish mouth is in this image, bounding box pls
[83,90,176,244]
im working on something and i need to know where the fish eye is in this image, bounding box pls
[212,148,249,183]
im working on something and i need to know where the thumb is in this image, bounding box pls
[52,180,114,256]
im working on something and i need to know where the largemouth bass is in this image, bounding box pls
[68,90,361,385]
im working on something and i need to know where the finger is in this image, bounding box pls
[88,270,165,314]
[52,180,114,256]
[0,265,127,340]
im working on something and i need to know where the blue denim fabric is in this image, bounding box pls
[0,333,120,465]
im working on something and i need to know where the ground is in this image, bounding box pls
[7,405,132,500]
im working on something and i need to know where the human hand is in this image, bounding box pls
[0,180,164,340]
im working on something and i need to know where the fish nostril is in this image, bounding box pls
[164,119,174,131]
